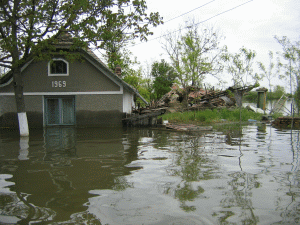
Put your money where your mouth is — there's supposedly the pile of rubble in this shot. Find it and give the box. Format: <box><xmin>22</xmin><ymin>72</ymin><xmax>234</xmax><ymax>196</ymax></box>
<box><xmin>126</xmin><ymin>84</ymin><xmax>258</xmax><ymax>127</ymax></box>
<box><xmin>153</xmin><ymin>84</ymin><xmax>237</xmax><ymax>112</ymax></box>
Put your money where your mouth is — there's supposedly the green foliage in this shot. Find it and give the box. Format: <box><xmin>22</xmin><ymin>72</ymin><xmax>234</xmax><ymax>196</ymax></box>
<box><xmin>226</xmin><ymin>90</ymin><xmax>234</xmax><ymax>98</ymax></box>
<box><xmin>151</xmin><ymin>59</ymin><xmax>176</xmax><ymax>79</ymax></box>
<box><xmin>243</xmin><ymin>91</ymin><xmax>257</xmax><ymax>101</ymax></box>
<box><xmin>98</xmin><ymin>1</ymin><xmax>163</xmax><ymax>72</ymax></box>
<box><xmin>161</xmin><ymin>108</ymin><xmax>263</xmax><ymax>124</ymax></box>
<box><xmin>275</xmin><ymin>36</ymin><xmax>300</xmax><ymax>108</ymax></box>
<box><xmin>268</xmin><ymin>85</ymin><xmax>286</xmax><ymax>99</ymax></box>
<box><xmin>137</xmin><ymin>86</ymin><xmax>151</xmax><ymax>105</ymax></box>
<box><xmin>153</xmin><ymin>77</ymin><xmax>172</xmax><ymax>100</ymax></box>
<box><xmin>254</xmin><ymin>82</ymin><xmax>260</xmax><ymax>88</ymax></box>
<box><xmin>0</xmin><ymin>0</ymin><xmax>163</xmax><ymax>70</ymax></box>
<box><xmin>106</xmin><ymin>49</ymin><xmax>139</xmax><ymax>77</ymax></box>
<box><xmin>163</xmin><ymin>22</ymin><xmax>225</xmax><ymax>88</ymax></box>
<box><xmin>221</xmin><ymin>108</ymin><xmax>261</xmax><ymax>121</ymax></box>
<box><xmin>222</xmin><ymin>47</ymin><xmax>258</xmax><ymax>87</ymax></box>
<box><xmin>123</xmin><ymin>74</ymin><xmax>140</xmax><ymax>88</ymax></box>
<box><xmin>257</xmin><ymin>51</ymin><xmax>276</xmax><ymax>93</ymax></box>
<box><xmin>151</xmin><ymin>59</ymin><xmax>176</xmax><ymax>100</ymax></box>
<box><xmin>271</xmin><ymin>112</ymin><xmax>284</xmax><ymax>119</ymax></box>
<box><xmin>243</xmin><ymin>85</ymin><xmax>286</xmax><ymax>102</ymax></box>
<box><xmin>295</xmin><ymin>85</ymin><xmax>300</xmax><ymax>111</ymax></box>
<box><xmin>123</xmin><ymin>68</ymin><xmax>151</xmax><ymax>105</ymax></box>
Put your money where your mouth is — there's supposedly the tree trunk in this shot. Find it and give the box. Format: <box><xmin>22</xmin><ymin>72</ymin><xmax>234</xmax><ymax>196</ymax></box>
<box><xmin>13</xmin><ymin>67</ymin><xmax>29</xmax><ymax>136</ymax></box>
<box><xmin>11</xmin><ymin>4</ymin><xmax>29</xmax><ymax>136</ymax></box>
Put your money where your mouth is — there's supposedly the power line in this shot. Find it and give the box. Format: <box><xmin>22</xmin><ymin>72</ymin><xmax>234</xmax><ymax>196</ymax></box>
<box><xmin>164</xmin><ymin>0</ymin><xmax>217</xmax><ymax>24</ymax></box>
<box><xmin>95</xmin><ymin>1</ymin><xmax>217</xmax><ymax>58</ymax></box>
<box><xmin>195</xmin><ymin>0</ymin><xmax>254</xmax><ymax>26</ymax></box>
<box><xmin>129</xmin><ymin>0</ymin><xmax>254</xmax><ymax>48</ymax></box>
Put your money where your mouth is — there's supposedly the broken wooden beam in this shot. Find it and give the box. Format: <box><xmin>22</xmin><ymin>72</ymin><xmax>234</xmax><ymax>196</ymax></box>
<box><xmin>123</xmin><ymin>109</ymin><xmax>166</xmax><ymax>127</ymax></box>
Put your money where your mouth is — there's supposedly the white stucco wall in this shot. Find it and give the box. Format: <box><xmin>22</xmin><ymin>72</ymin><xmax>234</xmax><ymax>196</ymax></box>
<box><xmin>123</xmin><ymin>91</ymin><xmax>134</xmax><ymax>114</ymax></box>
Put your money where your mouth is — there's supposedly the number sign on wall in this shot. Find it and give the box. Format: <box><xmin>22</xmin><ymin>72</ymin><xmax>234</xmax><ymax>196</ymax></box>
<box><xmin>52</xmin><ymin>81</ymin><xmax>67</xmax><ymax>88</ymax></box>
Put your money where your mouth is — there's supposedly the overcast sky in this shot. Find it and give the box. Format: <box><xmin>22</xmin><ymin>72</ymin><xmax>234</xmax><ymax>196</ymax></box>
<box><xmin>128</xmin><ymin>0</ymin><xmax>300</xmax><ymax>89</ymax></box>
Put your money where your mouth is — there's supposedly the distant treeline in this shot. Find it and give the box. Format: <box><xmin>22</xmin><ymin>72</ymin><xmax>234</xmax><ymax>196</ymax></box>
<box><xmin>243</xmin><ymin>85</ymin><xmax>290</xmax><ymax>102</ymax></box>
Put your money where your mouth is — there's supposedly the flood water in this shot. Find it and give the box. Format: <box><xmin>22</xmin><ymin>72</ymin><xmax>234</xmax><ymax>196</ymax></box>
<box><xmin>0</xmin><ymin>124</ymin><xmax>299</xmax><ymax>224</ymax></box>
<box><xmin>243</xmin><ymin>99</ymin><xmax>298</xmax><ymax>116</ymax></box>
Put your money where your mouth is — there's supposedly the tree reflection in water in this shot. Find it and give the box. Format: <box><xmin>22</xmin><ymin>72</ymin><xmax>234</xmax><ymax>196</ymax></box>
<box><xmin>212</xmin><ymin>124</ymin><xmax>261</xmax><ymax>224</ymax></box>
<box><xmin>217</xmin><ymin>172</ymin><xmax>260</xmax><ymax>224</ymax></box>
<box><xmin>163</xmin><ymin>132</ymin><xmax>217</xmax><ymax>212</ymax></box>
<box><xmin>161</xmin><ymin>125</ymin><xmax>262</xmax><ymax>223</ymax></box>
<box><xmin>273</xmin><ymin>128</ymin><xmax>300</xmax><ymax>224</ymax></box>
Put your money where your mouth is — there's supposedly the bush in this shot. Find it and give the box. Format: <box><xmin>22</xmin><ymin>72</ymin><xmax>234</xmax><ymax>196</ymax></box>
<box><xmin>269</xmin><ymin>85</ymin><xmax>286</xmax><ymax>99</ymax></box>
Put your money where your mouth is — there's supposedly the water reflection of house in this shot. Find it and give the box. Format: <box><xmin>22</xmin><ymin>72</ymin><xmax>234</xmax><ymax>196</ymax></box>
<box><xmin>43</xmin><ymin>127</ymin><xmax>77</xmax><ymax>163</ymax></box>
<box><xmin>0</xmin><ymin>33</ymin><xmax>146</xmax><ymax>129</ymax></box>
<box><xmin>0</xmin><ymin>128</ymin><xmax>141</xmax><ymax>223</ymax></box>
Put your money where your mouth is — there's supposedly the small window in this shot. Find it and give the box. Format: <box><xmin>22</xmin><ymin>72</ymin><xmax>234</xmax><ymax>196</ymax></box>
<box><xmin>48</xmin><ymin>58</ymin><xmax>69</xmax><ymax>76</ymax></box>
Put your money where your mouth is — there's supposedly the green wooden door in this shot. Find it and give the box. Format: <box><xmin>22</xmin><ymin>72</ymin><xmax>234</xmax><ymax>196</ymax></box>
<box><xmin>45</xmin><ymin>97</ymin><xmax>75</xmax><ymax>126</ymax></box>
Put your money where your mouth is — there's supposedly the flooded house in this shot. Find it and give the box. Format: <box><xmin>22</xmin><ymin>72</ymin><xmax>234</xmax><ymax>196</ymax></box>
<box><xmin>0</xmin><ymin>34</ymin><xmax>146</xmax><ymax>129</ymax></box>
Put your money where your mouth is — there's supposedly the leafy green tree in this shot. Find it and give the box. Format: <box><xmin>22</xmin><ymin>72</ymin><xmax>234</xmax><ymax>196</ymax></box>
<box><xmin>107</xmin><ymin>48</ymin><xmax>139</xmax><ymax>78</ymax></box>
<box><xmin>0</xmin><ymin>0</ymin><xmax>162</xmax><ymax>135</ymax></box>
<box><xmin>257</xmin><ymin>51</ymin><xmax>277</xmax><ymax>93</ymax></box>
<box><xmin>151</xmin><ymin>59</ymin><xmax>176</xmax><ymax>100</ymax></box>
<box><xmin>98</xmin><ymin>0</ymin><xmax>164</xmax><ymax>72</ymax></box>
<box><xmin>275</xmin><ymin>36</ymin><xmax>300</xmax><ymax>111</ymax></box>
<box><xmin>162</xmin><ymin>22</ymin><xmax>225</xmax><ymax>88</ymax></box>
<box><xmin>222</xmin><ymin>47</ymin><xmax>258</xmax><ymax>87</ymax></box>
<box><xmin>123</xmin><ymin>67</ymin><xmax>151</xmax><ymax>106</ymax></box>
<box><xmin>222</xmin><ymin>47</ymin><xmax>258</xmax><ymax>121</ymax></box>
<box><xmin>152</xmin><ymin>77</ymin><xmax>172</xmax><ymax>100</ymax></box>
<box><xmin>270</xmin><ymin>85</ymin><xmax>286</xmax><ymax>99</ymax></box>
<box><xmin>257</xmin><ymin>51</ymin><xmax>278</xmax><ymax>111</ymax></box>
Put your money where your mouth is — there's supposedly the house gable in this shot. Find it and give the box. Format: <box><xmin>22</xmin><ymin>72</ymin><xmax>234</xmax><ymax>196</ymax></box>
<box><xmin>0</xmin><ymin>56</ymin><xmax>122</xmax><ymax>95</ymax></box>
<box><xmin>0</xmin><ymin>45</ymin><xmax>147</xmax><ymax>104</ymax></box>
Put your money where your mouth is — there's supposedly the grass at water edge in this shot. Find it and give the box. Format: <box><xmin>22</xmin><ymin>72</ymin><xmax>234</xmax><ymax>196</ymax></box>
<box><xmin>160</xmin><ymin>108</ymin><xmax>282</xmax><ymax>125</ymax></box>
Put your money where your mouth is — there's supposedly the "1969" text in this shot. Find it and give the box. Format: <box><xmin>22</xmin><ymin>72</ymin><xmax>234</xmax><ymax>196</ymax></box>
<box><xmin>52</xmin><ymin>81</ymin><xmax>66</xmax><ymax>88</ymax></box>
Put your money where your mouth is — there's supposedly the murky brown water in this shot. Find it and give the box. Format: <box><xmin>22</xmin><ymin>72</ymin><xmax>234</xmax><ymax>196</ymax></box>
<box><xmin>0</xmin><ymin>124</ymin><xmax>299</xmax><ymax>224</ymax></box>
